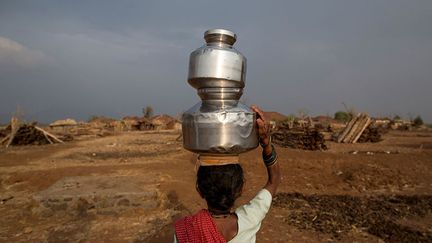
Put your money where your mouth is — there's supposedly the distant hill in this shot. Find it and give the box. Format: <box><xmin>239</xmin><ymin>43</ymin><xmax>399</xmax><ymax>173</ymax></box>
<box><xmin>263</xmin><ymin>111</ymin><xmax>287</xmax><ymax>121</ymax></box>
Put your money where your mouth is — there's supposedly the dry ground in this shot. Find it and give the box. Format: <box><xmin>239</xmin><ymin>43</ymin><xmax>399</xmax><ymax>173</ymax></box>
<box><xmin>0</xmin><ymin>130</ymin><xmax>431</xmax><ymax>242</ymax></box>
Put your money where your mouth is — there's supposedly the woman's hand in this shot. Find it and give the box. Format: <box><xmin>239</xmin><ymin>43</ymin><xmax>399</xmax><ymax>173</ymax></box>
<box><xmin>251</xmin><ymin>105</ymin><xmax>281</xmax><ymax>196</ymax></box>
<box><xmin>251</xmin><ymin>105</ymin><xmax>271</xmax><ymax>153</ymax></box>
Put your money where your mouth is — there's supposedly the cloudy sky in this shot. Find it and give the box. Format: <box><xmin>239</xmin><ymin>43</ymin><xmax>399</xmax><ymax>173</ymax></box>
<box><xmin>0</xmin><ymin>0</ymin><xmax>431</xmax><ymax>123</ymax></box>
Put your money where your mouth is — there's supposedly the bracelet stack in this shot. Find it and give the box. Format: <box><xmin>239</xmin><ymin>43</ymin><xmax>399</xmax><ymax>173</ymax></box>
<box><xmin>262</xmin><ymin>144</ymin><xmax>278</xmax><ymax>167</ymax></box>
<box><xmin>259</xmin><ymin>136</ymin><xmax>272</xmax><ymax>148</ymax></box>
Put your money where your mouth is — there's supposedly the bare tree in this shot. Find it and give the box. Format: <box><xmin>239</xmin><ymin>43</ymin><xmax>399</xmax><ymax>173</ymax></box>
<box><xmin>342</xmin><ymin>102</ymin><xmax>356</xmax><ymax>117</ymax></box>
<box><xmin>297</xmin><ymin>108</ymin><xmax>309</xmax><ymax>119</ymax></box>
<box><xmin>143</xmin><ymin>106</ymin><xmax>154</xmax><ymax>119</ymax></box>
<box><xmin>13</xmin><ymin>105</ymin><xmax>25</xmax><ymax>122</ymax></box>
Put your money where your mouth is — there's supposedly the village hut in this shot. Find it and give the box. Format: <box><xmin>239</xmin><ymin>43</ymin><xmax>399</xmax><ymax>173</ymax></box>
<box><xmin>121</xmin><ymin>116</ymin><xmax>155</xmax><ymax>131</ymax></box>
<box><xmin>88</xmin><ymin>116</ymin><xmax>117</xmax><ymax>131</ymax></box>
<box><xmin>121</xmin><ymin>116</ymin><xmax>140</xmax><ymax>131</ymax></box>
<box><xmin>166</xmin><ymin>119</ymin><xmax>182</xmax><ymax>131</ymax></box>
<box><xmin>390</xmin><ymin>119</ymin><xmax>412</xmax><ymax>130</ymax></box>
<box><xmin>151</xmin><ymin>115</ymin><xmax>177</xmax><ymax>130</ymax></box>
<box><xmin>49</xmin><ymin>118</ymin><xmax>78</xmax><ymax>133</ymax></box>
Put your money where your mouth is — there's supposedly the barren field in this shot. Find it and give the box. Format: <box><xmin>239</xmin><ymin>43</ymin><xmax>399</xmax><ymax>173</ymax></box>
<box><xmin>0</xmin><ymin>130</ymin><xmax>431</xmax><ymax>242</ymax></box>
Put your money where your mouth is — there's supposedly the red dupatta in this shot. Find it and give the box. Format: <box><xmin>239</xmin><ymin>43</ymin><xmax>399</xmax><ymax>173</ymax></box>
<box><xmin>174</xmin><ymin>209</ymin><xmax>227</xmax><ymax>243</ymax></box>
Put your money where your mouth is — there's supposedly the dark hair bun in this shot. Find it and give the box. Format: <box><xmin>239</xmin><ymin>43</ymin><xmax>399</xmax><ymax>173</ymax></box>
<box><xmin>197</xmin><ymin>164</ymin><xmax>244</xmax><ymax>211</ymax></box>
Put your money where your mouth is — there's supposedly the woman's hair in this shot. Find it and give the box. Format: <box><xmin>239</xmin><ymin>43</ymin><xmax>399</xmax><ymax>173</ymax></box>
<box><xmin>197</xmin><ymin>164</ymin><xmax>244</xmax><ymax>212</ymax></box>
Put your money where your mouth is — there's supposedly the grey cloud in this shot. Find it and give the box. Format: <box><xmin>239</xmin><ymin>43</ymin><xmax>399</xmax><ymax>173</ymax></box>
<box><xmin>0</xmin><ymin>0</ymin><xmax>431</xmax><ymax>123</ymax></box>
<box><xmin>0</xmin><ymin>37</ymin><xmax>50</xmax><ymax>71</ymax></box>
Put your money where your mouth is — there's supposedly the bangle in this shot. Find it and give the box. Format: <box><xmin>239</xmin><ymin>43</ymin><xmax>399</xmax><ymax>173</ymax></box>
<box><xmin>262</xmin><ymin>145</ymin><xmax>277</xmax><ymax>167</ymax></box>
<box><xmin>266</xmin><ymin>158</ymin><xmax>278</xmax><ymax>167</ymax></box>
<box><xmin>262</xmin><ymin>145</ymin><xmax>275</xmax><ymax>160</ymax></box>
<box><xmin>260</xmin><ymin>136</ymin><xmax>272</xmax><ymax>148</ymax></box>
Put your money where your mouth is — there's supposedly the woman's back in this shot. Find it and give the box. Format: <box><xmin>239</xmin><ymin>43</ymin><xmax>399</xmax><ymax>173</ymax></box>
<box><xmin>174</xmin><ymin>106</ymin><xmax>281</xmax><ymax>243</ymax></box>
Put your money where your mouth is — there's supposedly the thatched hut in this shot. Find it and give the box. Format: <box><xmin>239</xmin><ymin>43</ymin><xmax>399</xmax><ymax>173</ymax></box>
<box><xmin>121</xmin><ymin>116</ymin><xmax>155</xmax><ymax>131</ymax></box>
<box><xmin>151</xmin><ymin>115</ymin><xmax>177</xmax><ymax>130</ymax></box>
<box><xmin>49</xmin><ymin>119</ymin><xmax>78</xmax><ymax>133</ymax></box>
<box><xmin>166</xmin><ymin>119</ymin><xmax>182</xmax><ymax>131</ymax></box>
<box><xmin>88</xmin><ymin>116</ymin><xmax>117</xmax><ymax>130</ymax></box>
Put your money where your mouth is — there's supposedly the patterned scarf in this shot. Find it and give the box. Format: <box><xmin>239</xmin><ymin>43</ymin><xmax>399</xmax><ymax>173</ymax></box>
<box><xmin>175</xmin><ymin>209</ymin><xmax>227</xmax><ymax>243</ymax></box>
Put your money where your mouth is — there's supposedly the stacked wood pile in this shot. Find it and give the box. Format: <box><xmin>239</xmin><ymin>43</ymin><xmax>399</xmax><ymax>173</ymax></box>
<box><xmin>272</xmin><ymin>123</ymin><xmax>327</xmax><ymax>150</ymax></box>
<box><xmin>0</xmin><ymin>118</ymin><xmax>63</xmax><ymax>147</ymax></box>
<box><xmin>0</xmin><ymin>126</ymin><xmax>10</xmax><ymax>138</ymax></box>
<box><xmin>357</xmin><ymin>125</ymin><xmax>386</xmax><ymax>143</ymax></box>
<box><xmin>7</xmin><ymin>124</ymin><xmax>50</xmax><ymax>146</ymax></box>
<box><xmin>337</xmin><ymin>113</ymin><xmax>372</xmax><ymax>143</ymax></box>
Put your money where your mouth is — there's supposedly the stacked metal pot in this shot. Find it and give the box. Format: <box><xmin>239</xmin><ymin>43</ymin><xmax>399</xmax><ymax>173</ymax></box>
<box><xmin>182</xmin><ymin>29</ymin><xmax>258</xmax><ymax>156</ymax></box>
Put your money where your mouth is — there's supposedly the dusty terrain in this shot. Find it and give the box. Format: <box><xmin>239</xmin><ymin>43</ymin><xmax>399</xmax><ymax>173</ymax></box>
<box><xmin>0</xmin><ymin>130</ymin><xmax>431</xmax><ymax>242</ymax></box>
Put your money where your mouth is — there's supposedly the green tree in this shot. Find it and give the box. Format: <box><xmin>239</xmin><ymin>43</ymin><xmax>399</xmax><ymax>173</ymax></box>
<box><xmin>334</xmin><ymin>111</ymin><xmax>351</xmax><ymax>123</ymax></box>
<box><xmin>393</xmin><ymin>115</ymin><xmax>401</xmax><ymax>120</ymax></box>
<box><xmin>284</xmin><ymin>114</ymin><xmax>296</xmax><ymax>122</ymax></box>
<box><xmin>413</xmin><ymin>115</ymin><xmax>423</xmax><ymax>127</ymax></box>
<box><xmin>143</xmin><ymin>106</ymin><xmax>154</xmax><ymax>119</ymax></box>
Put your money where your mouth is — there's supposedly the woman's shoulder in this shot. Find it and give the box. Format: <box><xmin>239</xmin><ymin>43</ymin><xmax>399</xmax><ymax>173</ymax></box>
<box><xmin>229</xmin><ymin>189</ymin><xmax>273</xmax><ymax>242</ymax></box>
<box><xmin>236</xmin><ymin>188</ymin><xmax>272</xmax><ymax>220</ymax></box>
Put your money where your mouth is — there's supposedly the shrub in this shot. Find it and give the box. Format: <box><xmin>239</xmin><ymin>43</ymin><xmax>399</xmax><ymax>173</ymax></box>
<box><xmin>413</xmin><ymin>115</ymin><xmax>424</xmax><ymax>127</ymax></box>
<box><xmin>334</xmin><ymin>111</ymin><xmax>351</xmax><ymax>123</ymax></box>
<box><xmin>143</xmin><ymin>106</ymin><xmax>154</xmax><ymax>119</ymax></box>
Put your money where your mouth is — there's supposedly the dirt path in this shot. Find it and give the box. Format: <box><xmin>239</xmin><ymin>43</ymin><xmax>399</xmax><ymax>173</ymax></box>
<box><xmin>0</xmin><ymin>130</ymin><xmax>431</xmax><ymax>242</ymax></box>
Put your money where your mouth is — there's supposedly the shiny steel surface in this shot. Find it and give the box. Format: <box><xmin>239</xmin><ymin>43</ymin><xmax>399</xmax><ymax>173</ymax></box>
<box><xmin>182</xmin><ymin>29</ymin><xmax>258</xmax><ymax>155</ymax></box>
<box><xmin>197</xmin><ymin>87</ymin><xmax>243</xmax><ymax>100</ymax></box>
<box><xmin>188</xmin><ymin>78</ymin><xmax>244</xmax><ymax>89</ymax></box>
<box><xmin>204</xmin><ymin>29</ymin><xmax>237</xmax><ymax>46</ymax></box>
<box><xmin>182</xmin><ymin>102</ymin><xmax>258</xmax><ymax>154</ymax></box>
<box><xmin>204</xmin><ymin>29</ymin><xmax>236</xmax><ymax>39</ymax></box>
<box><xmin>188</xmin><ymin>46</ymin><xmax>246</xmax><ymax>88</ymax></box>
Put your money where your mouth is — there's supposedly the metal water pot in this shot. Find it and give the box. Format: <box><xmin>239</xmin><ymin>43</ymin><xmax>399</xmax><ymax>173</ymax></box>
<box><xmin>182</xmin><ymin>29</ymin><xmax>258</xmax><ymax>155</ymax></box>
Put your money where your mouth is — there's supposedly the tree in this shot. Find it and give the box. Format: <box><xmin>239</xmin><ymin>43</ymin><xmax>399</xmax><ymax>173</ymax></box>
<box><xmin>413</xmin><ymin>115</ymin><xmax>424</xmax><ymax>127</ymax></box>
<box><xmin>284</xmin><ymin>114</ymin><xmax>296</xmax><ymax>122</ymax></box>
<box><xmin>143</xmin><ymin>106</ymin><xmax>154</xmax><ymax>119</ymax></box>
<box><xmin>341</xmin><ymin>102</ymin><xmax>356</xmax><ymax>118</ymax></box>
<box><xmin>297</xmin><ymin>108</ymin><xmax>309</xmax><ymax>119</ymax></box>
<box><xmin>393</xmin><ymin>115</ymin><xmax>401</xmax><ymax>120</ymax></box>
<box><xmin>334</xmin><ymin>111</ymin><xmax>351</xmax><ymax>123</ymax></box>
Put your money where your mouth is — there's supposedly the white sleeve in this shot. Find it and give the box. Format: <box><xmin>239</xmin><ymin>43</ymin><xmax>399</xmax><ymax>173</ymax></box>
<box><xmin>236</xmin><ymin>188</ymin><xmax>272</xmax><ymax>224</ymax></box>
<box><xmin>229</xmin><ymin>189</ymin><xmax>272</xmax><ymax>242</ymax></box>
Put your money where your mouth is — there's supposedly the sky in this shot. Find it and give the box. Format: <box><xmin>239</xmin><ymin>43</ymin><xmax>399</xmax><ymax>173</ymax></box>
<box><xmin>0</xmin><ymin>0</ymin><xmax>431</xmax><ymax>123</ymax></box>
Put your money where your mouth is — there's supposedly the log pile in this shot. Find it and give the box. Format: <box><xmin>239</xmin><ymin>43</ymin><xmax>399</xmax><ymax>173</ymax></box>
<box><xmin>272</xmin><ymin>124</ymin><xmax>327</xmax><ymax>150</ymax></box>
<box><xmin>1</xmin><ymin>118</ymin><xmax>64</xmax><ymax>147</ymax></box>
<box><xmin>337</xmin><ymin>113</ymin><xmax>372</xmax><ymax>143</ymax></box>
<box><xmin>357</xmin><ymin>126</ymin><xmax>385</xmax><ymax>143</ymax></box>
<box><xmin>0</xmin><ymin>126</ymin><xmax>11</xmax><ymax>138</ymax></box>
<box><xmin>8</xmin><ymin>124</ymin><xmax>50</xmax><ymax>145</ymax></box>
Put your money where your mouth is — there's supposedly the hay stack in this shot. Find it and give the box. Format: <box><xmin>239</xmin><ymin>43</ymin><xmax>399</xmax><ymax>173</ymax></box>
<box><xmin>1</xmin><ymin>118</ymin><xmax>64</xmax><ymax>147</ymax></box>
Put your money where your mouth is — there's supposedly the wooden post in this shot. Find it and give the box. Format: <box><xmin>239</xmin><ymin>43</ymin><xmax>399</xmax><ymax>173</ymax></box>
<box><xmin>6</xmin><ymin>117</ymin><xmax>19</xmax><ymax>148</ymax></box>
<box><xmin>343</xmin><ymin>114</ymin><xmax>365</xmax><ymax>143</ymax></box>
<box><xmin>0</xmin><ymin>135</ymin><xmax>10</xmax><ymax>145</ymax></box>
<box><xmin>337</xmin><ymin>113</ymin><xmax>359</xmax><ymax>143</ymax></box>
<box><xmin>352</xmin><ymin>117</ymin><xmax>372</xmax><ymax>143</ymax></box>
<box><xmin>34</xmin><ymin>126</ymin><xmax>64</xmax><ymax>144</ymax></box>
